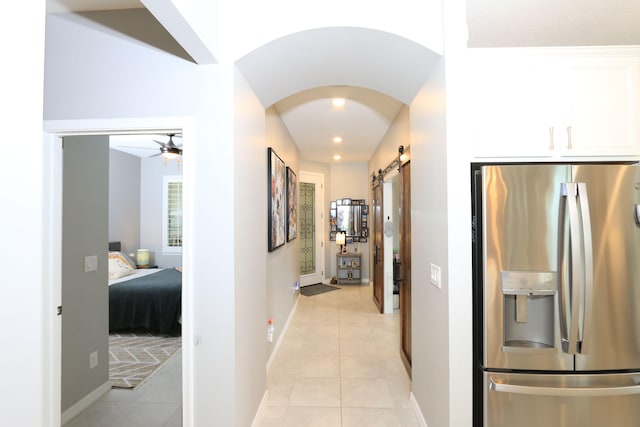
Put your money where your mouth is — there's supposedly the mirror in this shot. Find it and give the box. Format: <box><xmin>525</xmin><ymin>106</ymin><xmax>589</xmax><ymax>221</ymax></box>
<box><xmin>330</xmin><ymin>198</ymin><xmax>368</xmax><ymax>242</ymax></box>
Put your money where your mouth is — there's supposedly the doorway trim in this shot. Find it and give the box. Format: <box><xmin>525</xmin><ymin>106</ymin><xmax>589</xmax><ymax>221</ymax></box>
<box><xmin>43</xmin><ymin>117</ymin><xmax>195</xmax><ymax>427</ymax></box>
<box><xmin>299</xmin><ymin>171</ymin><xmax>325</xmax><ymax>286</ymax></box>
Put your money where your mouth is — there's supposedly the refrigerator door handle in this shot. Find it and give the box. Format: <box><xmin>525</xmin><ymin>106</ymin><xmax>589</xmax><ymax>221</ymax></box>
<box><xmin>490</xmin><ymin>378</ymin><xmax>640</xmax><ymax>397</ymax></box>
<box><xmin>576</xmin><ymin>182</ymin><xmax>593</xmax><ymax>355</ymax></box>
<box><xmin>558</xmin><ymin>184</ymin><xmax>570</xmax><ymax>351</ymax></box>
<box><xmin>560</xmin><ymin>182</ymin><xmax>582</xmax><ymax>355</ymax></box>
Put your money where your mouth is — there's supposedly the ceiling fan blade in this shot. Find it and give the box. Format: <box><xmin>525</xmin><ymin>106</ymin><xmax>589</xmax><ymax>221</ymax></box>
<box><xmin>119</xmin><ymin>145</ymin><xmax>156</xmax><ymax>150</ymax></box>
<box><xmin>153</xmin><ymin>139</ymin><xmax>167</xmax><ymax>147</ymax></box>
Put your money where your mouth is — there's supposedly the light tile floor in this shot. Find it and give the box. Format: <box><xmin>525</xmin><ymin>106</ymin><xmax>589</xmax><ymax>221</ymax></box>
<box><xmin>257</xmin><ymin>283</ymin><xmax>418</xmax><ymax>426</ymax></box>
<box><xmin>64</xmin><ymin>283</ymin><xmax>415</xmax><ymax>427</ymax></box>
<box><xmin>63</xmin><ymin>350</ymin><xmax>182</xmax><ymax>427</ymax></box>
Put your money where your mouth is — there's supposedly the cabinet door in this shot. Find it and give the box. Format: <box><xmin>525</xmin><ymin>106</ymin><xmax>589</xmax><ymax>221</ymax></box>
<box><xmin>556</xmin><ymin>54</ymin><xmax>640</xmax><ymax>157</ymax></box>
<box><xmin>467</xmin><ymin>50</ymin><xmax>559</xmax><ymax>158</ymax></box>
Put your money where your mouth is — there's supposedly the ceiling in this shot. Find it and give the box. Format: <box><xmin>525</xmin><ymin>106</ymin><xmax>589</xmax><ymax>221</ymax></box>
<box><xmin>47</xmin><ymin>0</ymin><xmax>640</xmax><ymax>161</ymax></box>
<box><xmin>466</xmin><ymin>0</ymin><xmax>640</xmax><ymax>48</ymax></box>
<box><xmin>109</xmin><ymin>133</ymin><xmax>182</xmax><ymax>158</ymax></box>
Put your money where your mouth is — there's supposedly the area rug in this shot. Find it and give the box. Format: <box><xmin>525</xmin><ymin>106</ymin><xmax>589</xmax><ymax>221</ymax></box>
<box><xmin>109</xmin><ymin>332</ymin><xmax>181</xmax><ymax>389</ymax></box>
<box><xmin>300</xmin><ymin>283</ymin><xmax>340</xmax><ymax>297</ymax></box>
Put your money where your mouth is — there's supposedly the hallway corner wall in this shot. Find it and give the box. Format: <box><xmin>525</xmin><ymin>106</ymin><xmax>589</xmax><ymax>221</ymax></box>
<box><xmin>264</xmin><ymin>104</ymin><xmax>301</xmax><ymax>356</ymax></box>
<box><xmin>409</xmin><ymin>57</ymin><xmax>452</xmax><ymax>427</ymax></box>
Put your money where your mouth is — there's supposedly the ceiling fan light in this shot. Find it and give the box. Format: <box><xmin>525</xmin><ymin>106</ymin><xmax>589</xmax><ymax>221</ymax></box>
<box><xmin>333</xmin><ymin>136</ymin><xmax>343</xmax><ymax>143</ymax></box>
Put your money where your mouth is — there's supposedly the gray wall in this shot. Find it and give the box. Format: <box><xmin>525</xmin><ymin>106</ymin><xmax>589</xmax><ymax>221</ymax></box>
<box><xmin>108</xmin><ymin>149</ymin><xmax>141</xmax><ymax>256</ymax></box>
<box><xmin>62</xmin><ymin>136</ymin><xmax>109</xmax><ymax>411</ymax></box>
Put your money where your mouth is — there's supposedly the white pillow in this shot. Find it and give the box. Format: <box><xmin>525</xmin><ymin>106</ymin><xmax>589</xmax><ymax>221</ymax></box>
<box><xmin>108</xmin><ymin>251</ymin><xmax>136</xmax><ymax>280</ymax></box>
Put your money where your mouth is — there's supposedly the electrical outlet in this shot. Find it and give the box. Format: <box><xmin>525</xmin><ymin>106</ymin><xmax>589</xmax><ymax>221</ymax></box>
<box><xmin>89</xmin><ymin>351</ymin><xmax>98</xmax><ymax>369</ymax></box>
<box><xmin>430</xmin><ymin>263</ymin><xmax>442</xmax><ymax>288</ymax></box>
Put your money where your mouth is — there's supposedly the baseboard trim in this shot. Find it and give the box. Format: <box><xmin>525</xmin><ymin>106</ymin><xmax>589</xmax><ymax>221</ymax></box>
<box><xmin>410</xmin><ymin>392</ymin><xmax>429</xmax><ymax>427</ymax></box>
<box><xmin>266</xmin><ymin>295</ymin><xmax>299</xmax><ymax>374</ymax></box>
<box><xmin>61</xmin><ymin>380</ymin><xmax>111</xmax><ymax>425</ymax></box>
<box><xmin>254</xmin><ymin>296</ymin><xmax>300</xmax><ymax>426</ymax></box>
<box><xmin>250</xmin><ymin>390</ymin><xmax>269</xmax><ymax>427</ymax></box>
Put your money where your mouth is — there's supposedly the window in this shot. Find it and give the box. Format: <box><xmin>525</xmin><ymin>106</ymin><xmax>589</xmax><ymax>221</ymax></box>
<box><xmin>163</xmin><ymin>175</ymin><xmax>182</xmax><ymax>253</ymax></box>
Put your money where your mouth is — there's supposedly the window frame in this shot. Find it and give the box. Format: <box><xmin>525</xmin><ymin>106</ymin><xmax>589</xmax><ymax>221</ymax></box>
<box><xmin>162</xmin><ymin>175</ymin><xmax>183</xmax><ymax>254</ymax></box>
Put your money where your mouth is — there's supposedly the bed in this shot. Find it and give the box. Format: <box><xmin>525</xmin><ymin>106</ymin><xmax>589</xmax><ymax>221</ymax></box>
<box><xmin>108</xmin><ymin>242</ymin><xmax>182</xmax><ymax>336</ymax></box>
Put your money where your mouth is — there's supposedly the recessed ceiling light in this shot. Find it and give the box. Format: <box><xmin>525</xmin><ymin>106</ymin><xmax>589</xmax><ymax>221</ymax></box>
<box><xmin>333</xmin><ymin>154</ymin><xmax>342</xmax><ymax>161</ymax></box>
<box><xmin>333</xmin><ymin>136</ymin><xmax>343</xmax><ymax>143</ymax></box>
<box><xmin>331</xmin><ymin>98</ymin><xmax>346</xmax><ymax>108</ymax></box>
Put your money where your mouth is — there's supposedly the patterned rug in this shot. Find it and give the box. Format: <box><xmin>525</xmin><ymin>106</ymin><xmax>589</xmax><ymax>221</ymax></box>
<box><xmin>109</xmin><ymin>332</ymin><xmax>181</xmax><ymax>389</ymax></box>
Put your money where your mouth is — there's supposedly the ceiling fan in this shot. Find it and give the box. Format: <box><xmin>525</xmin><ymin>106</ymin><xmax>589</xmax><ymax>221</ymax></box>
<box><xmin>152</xmin><ymin>133</ymin><xmax>182</xmax><ymax>158</ymax></box>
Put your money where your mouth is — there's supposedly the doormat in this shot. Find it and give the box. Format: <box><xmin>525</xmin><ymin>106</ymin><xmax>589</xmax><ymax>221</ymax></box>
<box><xmin>300</xmin><ymin>283</ymin><xmax>340</xmax><ymax>297</ymax></box>
<box><xmin>109</xmin><ymin>332</ymin><xmax>181</xmax><ymax>389</ymax></box>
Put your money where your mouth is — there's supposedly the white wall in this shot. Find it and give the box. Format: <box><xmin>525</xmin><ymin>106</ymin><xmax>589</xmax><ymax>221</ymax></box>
<box><xmin>328</xmin><ymin>163</ymin><xmax>371</xmax><ymax>281</ymax></box>
<box><xmin>410</xmin><ymin>58</ymin><xmax>452</xmax><ymax>427</ymax></box>
<box><xmin>1</xmin><ymin>2</ymin><xmax>47</xmax><ymax>425</ymax></box>
<box><xmin>369</xmin><ymin>106</ymin><xmax>410</xmax><ymax>173</ymax></box>
<box><xmin>264</xmin><ymin>106</ymin><xmax>300</xmax><ymax>358</ymax></box>
<box><xmin>140</xmin><ymin>156</ymin><xmax>183</xmax><ymax>268</ymax></box>
<box><xmin>109</xmin><ymin>149</ymin><xmax>141</xmax><ymax>256</ymax></box>
<box><xmin>232</xmin><ymin>70</ymin><xmax>271</xmax><ymax>427</ymax></box>
<box><xmin>218</xmin><ymin>0</ymin><xmax>443</xmax><ymax>61</ymax></box>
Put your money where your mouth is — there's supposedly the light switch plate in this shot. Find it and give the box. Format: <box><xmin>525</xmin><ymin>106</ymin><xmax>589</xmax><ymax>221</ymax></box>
<box><xmin>84</xmin><ymin>255</ymin><xmax>98</xmax><ymax>272</ymax></box>
<box><xmin>430</xmin><ymin>263</ymin><xmax>441</xmax><ymax>288</ymax></box>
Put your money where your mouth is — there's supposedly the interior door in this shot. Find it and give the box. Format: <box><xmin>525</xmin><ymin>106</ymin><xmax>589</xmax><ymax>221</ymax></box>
<box><xmin>372</xmin><ymin>177</ymin><xmax>384</xmax><ymax>312</ymax></box>
<box><xmin>399</xmin><ymin>161</ymin><xmax>412</xmax><ymax>372</ymax></box>
<box><xmin>299</xmin><ymin>172</ymin><xmax>325</xmax><ymax>286</ymax></box>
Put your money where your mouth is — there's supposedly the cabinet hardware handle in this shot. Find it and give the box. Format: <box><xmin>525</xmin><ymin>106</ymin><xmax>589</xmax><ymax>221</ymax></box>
<box><xmin>549</xmin><ymin>127</ymin><xmax>554</xmax><ymax>150</ymax></box>
<box><xmin>566</xmin><ymin>126</ymin><xmax>572</xmax><ymax>149</ymax></box>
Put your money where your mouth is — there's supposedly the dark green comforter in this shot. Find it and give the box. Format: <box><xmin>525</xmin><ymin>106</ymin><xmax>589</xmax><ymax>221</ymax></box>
<box><xmin>109</xmin><ymin>268</ymin><xmax>181</xmax><ymax>336</ymax></box>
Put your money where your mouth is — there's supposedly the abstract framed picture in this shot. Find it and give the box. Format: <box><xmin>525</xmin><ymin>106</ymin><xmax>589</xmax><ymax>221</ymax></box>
<box><xmin>286</xmin><ymin>166</ymin><xmax>298</xmax><ymax>241</ymax></box>
<box><xmin>268</xmin><ymin>147</ymin><xmax>286</xmax><ymax>252</ymax></box>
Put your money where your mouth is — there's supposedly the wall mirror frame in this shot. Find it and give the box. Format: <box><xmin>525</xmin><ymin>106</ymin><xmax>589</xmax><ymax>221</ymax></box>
<box><xmin>329</xmin><ymin>198</ymin><xmax>368</xmax><ymax>242</ymax></box>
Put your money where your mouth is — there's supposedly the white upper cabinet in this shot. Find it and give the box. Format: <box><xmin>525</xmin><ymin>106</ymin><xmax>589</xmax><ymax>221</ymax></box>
<box><xmin>467</xmin><ymin>48</ymin><xmax>640</xmax><ymax>159</ymax></box>
<box><xmin>556</xmin><ymin>52</ymin><xmax>640</xmax><ymax>156</ymax></box>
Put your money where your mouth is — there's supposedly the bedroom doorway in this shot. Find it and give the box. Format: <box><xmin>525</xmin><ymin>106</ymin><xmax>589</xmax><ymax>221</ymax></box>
<box><xmin>44</xmin><ymin>118</ymin><xmax>192</xmax><ymax>427</ymax></box>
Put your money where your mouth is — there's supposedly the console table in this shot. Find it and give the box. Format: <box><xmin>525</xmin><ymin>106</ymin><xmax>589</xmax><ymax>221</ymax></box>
<box><xmin>336</xmin><ymin>253</ymin><xmax>362</xmax><ymax>284</ymax></box>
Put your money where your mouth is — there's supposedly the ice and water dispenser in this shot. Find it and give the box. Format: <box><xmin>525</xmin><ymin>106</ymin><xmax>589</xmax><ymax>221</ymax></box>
<box><xmin>501</xmin><ymin>271</ymin><xmax>557</xmax><ymax>350</ymax></box>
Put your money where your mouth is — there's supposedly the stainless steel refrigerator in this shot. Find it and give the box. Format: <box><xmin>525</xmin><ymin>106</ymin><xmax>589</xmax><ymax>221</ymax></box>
<box><xmin>472</xmin><ymin>163</ymin><xmax>640</xmax><ymax>427</ymax></box>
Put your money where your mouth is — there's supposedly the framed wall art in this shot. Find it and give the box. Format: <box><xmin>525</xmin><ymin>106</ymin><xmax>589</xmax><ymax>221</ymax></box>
<box><xmin>286</xmin><ymin>166</ymin><xmax>298</xmax><ymax>241</ymax></box>
<box><xmin>268</xmin><ymin>147</ymin><xmax>286</xmax><ymax>252</ymax></box>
